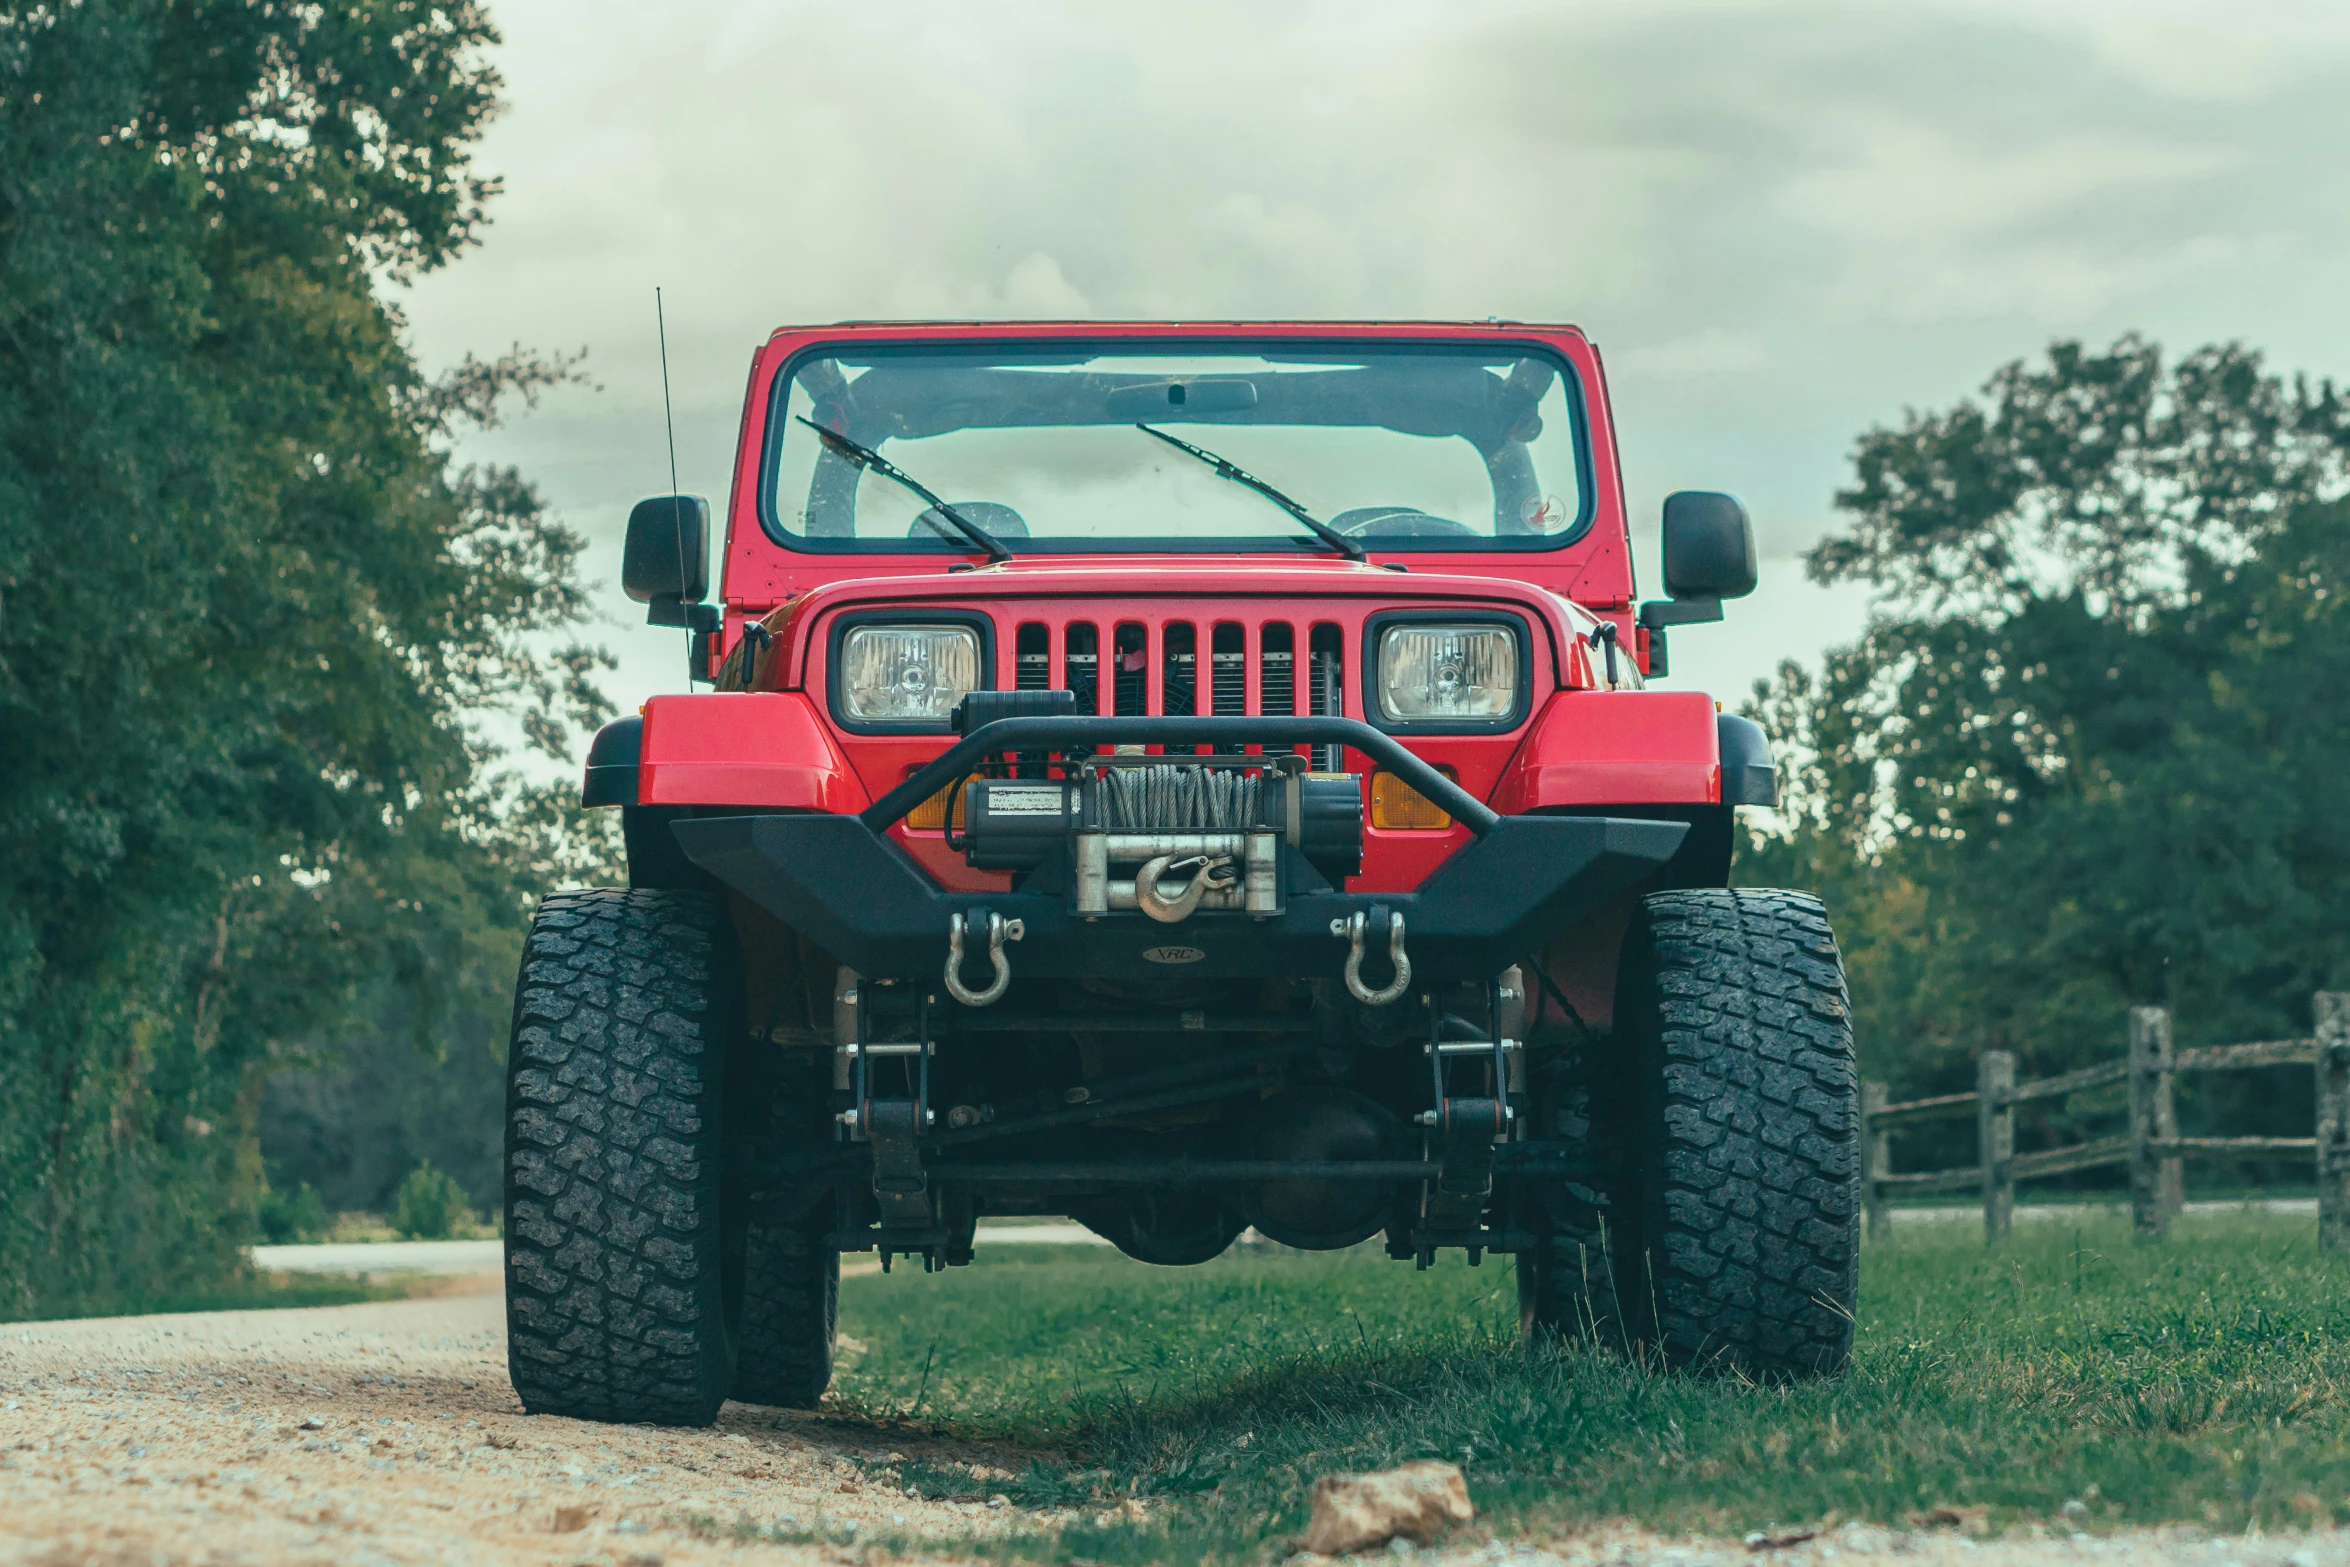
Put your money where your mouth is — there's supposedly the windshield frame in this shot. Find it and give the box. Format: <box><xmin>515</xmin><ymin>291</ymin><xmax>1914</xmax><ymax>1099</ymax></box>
<box><xmin>752</xmin><ymin>336</ymin><xmax>1597</xmax><ymax>556</ymax></box>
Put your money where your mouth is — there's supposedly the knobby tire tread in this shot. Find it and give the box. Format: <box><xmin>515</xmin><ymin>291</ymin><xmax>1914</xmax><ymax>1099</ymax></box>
<box><xmin>503</xmin><ymin>888</ymin><xmax>742</xmax><ymax>1426</ymax></box>
<box><xmin>730</xmin><ymin>1222</ymin><xmax>839</xmax><ymax>1408</ymax></box>
<box><xmin>1526</xmin><ymin>888</ymin><xmax>1857</xmax><ymax>1381</ymax></box>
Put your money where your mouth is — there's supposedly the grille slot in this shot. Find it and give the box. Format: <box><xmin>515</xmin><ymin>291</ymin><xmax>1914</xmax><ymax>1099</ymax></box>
<box><xmin>1064</xmin><ymin>622</ymin><xmax>1100</xmax><ymax>713</ymax></box>
<box><xmin>1015</xmin><ymin>622</ymin><xmax>1050</xmax><ymax>690</ymax></box>
<box><xmin>1259</xmin><ymin>622</ymin><xmax>1295</xmax><ymax>717</ymax></box>
<box><xmin>1113</xmin><ymin>623</ymin><xmax>1148</xmax><ymax>716</ymax></box>
<box><xmin>1307</xmin><ymin>623</ymin><xmax>1345</xmax><ymax>768</ymax></box>
<box><xmin>1163</xmin><ymin>621</ymin><xmax>1198</xmax><ymax>717</ymax></box>
<box><xmin>1210</xmin><ymin>623</ymin><xmax>1246</xmax><ymax>715</ymax></box>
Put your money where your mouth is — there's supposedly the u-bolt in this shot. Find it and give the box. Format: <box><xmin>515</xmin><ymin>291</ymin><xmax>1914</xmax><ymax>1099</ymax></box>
<box><xmin>1134</xmin><ymin>853</ymin><xmax>1235</xmax><ymax>924</ymax></box>
<box><xmin>1332</xmin><ymin>908</ymin><xmax>1412</xmax><ymax>1006</ymax></box>
<box><xmin>944</xmin><ymin>908</ymin><xmax>1025</xmax><ymax>1007</ymax></box>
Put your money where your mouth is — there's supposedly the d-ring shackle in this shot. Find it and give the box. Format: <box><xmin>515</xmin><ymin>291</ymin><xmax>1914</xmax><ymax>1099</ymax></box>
<box><xmin>944</xmin><ymin>907</ymin><xmax>1025</xmax><ymax>1008</ymax></box>
<box><xmin>1331</xmin><ymin>907</ymin><xmax>1412</xmax><ymax>1007</ymax></box>
<box><xmin>1134</xmin><ymin>853</ymin><xmax>1236</xmax><ymax>924</ymax></box>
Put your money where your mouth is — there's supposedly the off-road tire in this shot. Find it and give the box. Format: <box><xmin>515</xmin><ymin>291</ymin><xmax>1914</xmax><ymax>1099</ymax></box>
<box><xmin>728</xmin><ymin>1046</ymin><xmax>840</xmax><ymax>1409</ymax></box>
<box><xmin>730</xmin><ymin>1219</ymin><xmax>839</xmax><ymax>1407</ymax></box>
<box><xmin>1522</xmin><ymin>888</ymin><xmax>1857</xmax><ymax>1380</ymax></box>
<box><xmin>504</xmin><ymin>887</ymin><xmax>746</xmax><ymax>1425</ymax></box>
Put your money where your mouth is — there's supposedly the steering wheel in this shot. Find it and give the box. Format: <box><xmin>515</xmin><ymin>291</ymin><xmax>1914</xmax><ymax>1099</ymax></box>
<box><xmin>1328</xmin><ymin>505</ymin><xmax>1480</xmax><ymax>539</ymax></box>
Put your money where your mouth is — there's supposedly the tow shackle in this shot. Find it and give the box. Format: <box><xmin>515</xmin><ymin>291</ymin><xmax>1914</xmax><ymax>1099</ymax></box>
<box><xmin>1331</xmin><ymin>904</ymin><xmax>1411</xmax><ymax>1007</ymax></box>
<box><xmin>944</xmin><ymin>906</ymin><xmax>1025</xmax><ymax>1008</ymax></box>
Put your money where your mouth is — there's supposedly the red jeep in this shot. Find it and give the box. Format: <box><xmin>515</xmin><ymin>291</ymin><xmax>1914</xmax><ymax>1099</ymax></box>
<box><xmin>505</xmin><ymin>320</ymin><xmax>1857</xmax><ymax>1427</ymax></box>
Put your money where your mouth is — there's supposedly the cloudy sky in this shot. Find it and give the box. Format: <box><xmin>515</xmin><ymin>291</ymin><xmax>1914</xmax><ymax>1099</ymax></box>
<box><xmin>398</xmin><ymin>0</ymin><xmax>2350</xmax><ymax>745</ymax></box>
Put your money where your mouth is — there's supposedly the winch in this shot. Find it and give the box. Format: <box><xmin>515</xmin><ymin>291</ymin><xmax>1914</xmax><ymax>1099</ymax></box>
<box><xmin>959</xmin><ymin>756</ymin><xmax>1363</xmax><ymax>920</ymax></box>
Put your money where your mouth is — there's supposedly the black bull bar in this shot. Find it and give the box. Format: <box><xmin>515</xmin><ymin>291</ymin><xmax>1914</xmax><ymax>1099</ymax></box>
<box><xmin>670</xmin><ymin>716</ymin><xmax>1686</xmax><ymax>984</ymax></box>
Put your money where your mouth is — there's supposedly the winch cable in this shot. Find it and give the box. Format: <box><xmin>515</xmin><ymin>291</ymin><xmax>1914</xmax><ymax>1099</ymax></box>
<box><xmin>1097</xmin><ymin>765</ymin><xmax>1264</xmax><ymax>831</ymax></box>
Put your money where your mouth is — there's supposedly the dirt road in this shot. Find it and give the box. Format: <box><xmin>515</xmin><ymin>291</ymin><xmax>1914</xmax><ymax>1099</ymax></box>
<box><xmin>5</xmin><ymin>1279</ymin><xmax>2347</xmax><ymax>1567</ymax></box>
<box><xmin>0</xmin><ymin>1272</ymin><xmax>1029</xmax><ymax>1567</ymax></box>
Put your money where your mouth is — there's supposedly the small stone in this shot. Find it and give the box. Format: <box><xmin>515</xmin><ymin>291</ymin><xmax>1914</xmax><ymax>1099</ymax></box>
<box><xmin>552</xmin><ymin>1505</ymin><xmax>592</xmax><ymax>1533</ymax></box>
<box><xmin>1303</xmin><ymin>1461</ymin><xmax>1475</xmax><ymax>1557</ymax></box>
<box><xmin>2061</xmin><ymin>1500</ymin><xmax>2089</xmax><ymax>1523</ymax></box>
<box><xmin>988</xmin><ymin>1495</ymin><xmax>1010</xmax><ymax>1508</ymax></box>
<box><xmin>296</xmin><ymin>1416</ymin><xmax>325</xmax><ymax>1432</ymax></box>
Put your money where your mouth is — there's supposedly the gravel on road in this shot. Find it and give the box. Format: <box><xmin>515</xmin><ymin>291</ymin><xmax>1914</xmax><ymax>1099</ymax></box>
<box><xmin>0</xmin><ymin>1274</ymin><xmax>1032</xmax><ymax>1566</ymax></box>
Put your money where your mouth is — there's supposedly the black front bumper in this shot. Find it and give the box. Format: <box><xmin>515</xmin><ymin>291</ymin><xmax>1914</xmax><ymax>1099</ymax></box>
<box><xmin>673</xmin><ymin>810</ymin><xmax>1683</xmax><ymax>985</ymax></box>
<box><xmin>671</xmin><ymin>713</ymin><xmax>1685</xmax><ymax>984</ymax></box>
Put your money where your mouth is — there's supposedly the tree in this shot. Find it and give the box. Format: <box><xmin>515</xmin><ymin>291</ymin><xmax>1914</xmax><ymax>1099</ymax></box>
<box><xmin>1744</xmin><ymin>337</ymin><xmax>2350</xmax><ymax>1121</ymax></box>
<box><xmin>0</xmin><ymin>1</ymin><xmax>611</xmax><ymax>1312</ymax></box>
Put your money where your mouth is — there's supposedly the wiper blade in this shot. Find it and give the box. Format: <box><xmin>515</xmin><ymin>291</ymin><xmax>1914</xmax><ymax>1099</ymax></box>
<box><xmin>1135</xmin><ymin>423</ymin><xmax>1365</xmax><ymax>561</ymax></box>
<box><xmin>796</xmin><ymin>416</ymin><xmax>1012</xmax><ymax>564</ymax></box>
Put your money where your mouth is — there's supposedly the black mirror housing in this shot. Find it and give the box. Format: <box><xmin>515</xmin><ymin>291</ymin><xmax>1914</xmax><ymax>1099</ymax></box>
<box><xmin>1660</xmin><ymin>491</ymin><xmax>1757</xmax><ymax>601</ymax></box>
<box><xmin>623</xmin><ymin>494</ymin><xmax>711</xmax><ymax>607</ymax></box>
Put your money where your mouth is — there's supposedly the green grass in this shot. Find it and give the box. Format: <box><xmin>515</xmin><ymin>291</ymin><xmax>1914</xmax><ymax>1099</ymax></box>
<box><xmin>2</xmin><ymin>1268</ymin><xmax>417</xmax><ymax>1324</ymax></box>
<box><xmin>817</xmin><ymin>1220</ymin><xmax>2350</xmax><ymax>1561</ymax></box>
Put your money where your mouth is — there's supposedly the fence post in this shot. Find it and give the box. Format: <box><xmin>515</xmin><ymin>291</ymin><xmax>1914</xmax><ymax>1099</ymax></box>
<box><xmin>1979</xmin><ymin>1051</ymin><xmax>2014</xmax><ymax>1243</ymax></box>
<box><xmin>2318</xmin><ymin>992</ymin><xmax>2350</xmax><ymax>1254</ymax></box>
<box><xmin>2129</xmin><ymin>1007</ymin><xmax>2175</xmax><ymax>1242</ymax></box>
<box><xmin>1861</xmin><ymin>1081</ymin><xmax>1891</xmax><ymax>1241</ymax></box>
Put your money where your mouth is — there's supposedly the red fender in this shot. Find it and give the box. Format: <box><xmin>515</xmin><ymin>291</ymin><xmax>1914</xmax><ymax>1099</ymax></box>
<box><xmin>638</xmin><ymin>693</ymin><xmax>870</xmax><ymax>812</ymax></box>
<box><xmin>1490</xmin><ymin>690</ymin><xmax>1721</xmax><ymax>812</ymax></box>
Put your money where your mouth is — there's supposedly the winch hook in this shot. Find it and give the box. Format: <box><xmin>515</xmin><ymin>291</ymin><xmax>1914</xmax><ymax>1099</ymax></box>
<box><xmin>1134</xmin><ymin>853</ymin><xmax>1236</xmax><ymax>924</ymax></box>
<box><xmin>1331</xmin><ymin>906</ymin><xmax>1412</xmax><ymax>1006</ymax></box>
<box><xmin>944</xmin><ymin>906</ymin><xmax>1025</xmax><ymax>1007</ymax></box>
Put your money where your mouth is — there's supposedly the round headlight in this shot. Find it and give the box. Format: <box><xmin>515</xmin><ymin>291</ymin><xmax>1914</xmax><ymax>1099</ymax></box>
<box><xmin>839</xmin><ymin>624</ymin><xmax>981</xmax><ymax>723</ymax></box>
<box><xmin>1377</xmin><ymin>624</ymin><xmax>1517</xmax><ymax>722</ymax></box>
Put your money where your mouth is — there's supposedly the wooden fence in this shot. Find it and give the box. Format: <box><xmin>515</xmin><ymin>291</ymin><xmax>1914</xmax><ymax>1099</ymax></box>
<box><xmin>1860</xmin><ymin>992</ymin><xmax>2350</xmax><ymax>1245</ymax></box>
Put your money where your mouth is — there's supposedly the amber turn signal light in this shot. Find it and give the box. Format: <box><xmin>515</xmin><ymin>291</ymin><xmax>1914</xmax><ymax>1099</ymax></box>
<box><xmin>904</xmin><ymin>772</ymin><xmax>975</xmax><ymax>832</ymax></box>
<box><xmin>1369</xmin><ymin>767</ymin><xmax>1458</xmax><ymax>831</ymax></box>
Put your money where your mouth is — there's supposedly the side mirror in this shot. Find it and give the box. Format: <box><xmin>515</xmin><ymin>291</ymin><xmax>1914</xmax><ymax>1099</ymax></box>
<box><xmin>1637</xmin><ymin>492</ymin><xmax>1757</xmax><ymax>678</ymax></box>
<box><xmin>623</xmin><ymin>494</ymin><xmax>713</xmax><ymax>628</ymax></box>
<box><xmin>1660</xmin><ymin>491</ymin><xmax>1757</xmax><ymax>600</ymax></box>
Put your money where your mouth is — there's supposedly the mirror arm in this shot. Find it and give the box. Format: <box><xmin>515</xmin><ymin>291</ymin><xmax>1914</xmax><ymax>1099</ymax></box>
<box><xmin>1638</xmin><ymin>597</ymin><xmax>1723</xmax><ymax>630</ymax></box>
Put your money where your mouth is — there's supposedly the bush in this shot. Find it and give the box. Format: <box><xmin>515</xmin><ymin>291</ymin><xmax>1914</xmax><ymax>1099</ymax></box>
<box><xmin>255</xmin><ymin>1181</ymin><xmax>332</xmax><ymax>1244</ymax></box>
<box><xmin>391</xmin><ymin>1163</ymin><xmax>477</xmax><ymax>1240</ymax></box>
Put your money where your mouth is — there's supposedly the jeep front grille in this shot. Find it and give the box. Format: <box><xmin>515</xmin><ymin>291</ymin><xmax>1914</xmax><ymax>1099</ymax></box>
<box><xmin>1008</xmin><ymin>613</ymin><xmax>1344</xmax><ymax>761</ymax></box>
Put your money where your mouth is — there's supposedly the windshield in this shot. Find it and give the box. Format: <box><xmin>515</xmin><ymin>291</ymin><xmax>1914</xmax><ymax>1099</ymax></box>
<box><xmin>760</xmin><ymin>344</ymin><xmax>1590</xmax><ymax>554</ymax></box>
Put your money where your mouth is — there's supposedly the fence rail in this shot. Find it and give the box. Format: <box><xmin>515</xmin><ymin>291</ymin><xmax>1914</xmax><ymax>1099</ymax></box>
<box><xmin>1860</xmin><ymin>991</ymin><xmax>2350</xmax><ymax>1246</ymax></box>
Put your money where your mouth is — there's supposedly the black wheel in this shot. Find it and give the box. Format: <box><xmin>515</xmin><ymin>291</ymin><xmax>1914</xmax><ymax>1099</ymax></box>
<box><xmin>729</xmin><ymin>1051</ymin><xmax>840</xmax><ymax>1409</ymax></box>
<box><xmin>504</xmin><ymin>888</ymin><xmax>746</xmax><ymax>1425</ymax></box>
<box><xmin>1522</xmin><ymin>888</ymin><xmax>1858</xmax><ymax>1380</ymax></box>
<box><xmin>1516</xmin><ymin>1057</ymin><xmax>1637</xmax><ymax>1351</ymax></box>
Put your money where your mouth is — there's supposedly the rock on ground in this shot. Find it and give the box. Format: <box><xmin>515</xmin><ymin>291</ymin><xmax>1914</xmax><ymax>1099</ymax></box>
<box><xmin>1305</xmin><ymin>1460</ymin><xmax>1477</xmax><ymax>1555</ymax></box>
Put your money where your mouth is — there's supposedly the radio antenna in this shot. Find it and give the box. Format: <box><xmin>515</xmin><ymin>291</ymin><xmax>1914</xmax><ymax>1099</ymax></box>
<box><xmin>655</xmin><ymin>287</ymin><xmax>687</xmax><ymax>594</ymax></box>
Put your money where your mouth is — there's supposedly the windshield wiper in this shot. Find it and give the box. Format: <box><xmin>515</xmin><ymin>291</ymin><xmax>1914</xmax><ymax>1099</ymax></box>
<box><xmin>796</xmin><ymin>416</ymin><xmax>1013</xmax><ymax>564</ymax></box>
<box><xmin>1135</xmin><ymin>423</ymin><xmax>1366</xmax><ymax>562</ymax></box>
